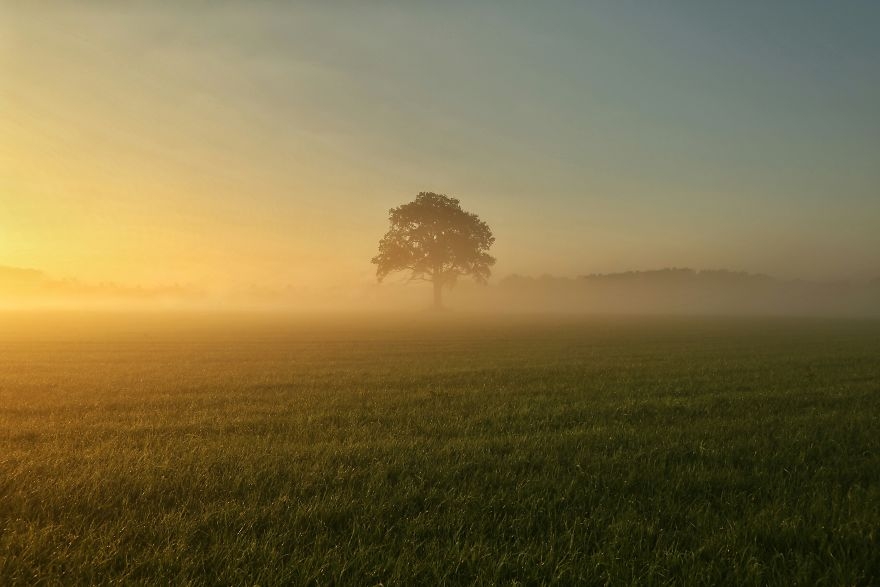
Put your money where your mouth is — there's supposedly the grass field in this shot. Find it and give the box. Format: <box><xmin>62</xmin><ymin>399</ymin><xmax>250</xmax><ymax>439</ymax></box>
<box><xmin>1</xmin><ymin>313</ymin><xmax>878</xmax><ymax>585</ymax></box>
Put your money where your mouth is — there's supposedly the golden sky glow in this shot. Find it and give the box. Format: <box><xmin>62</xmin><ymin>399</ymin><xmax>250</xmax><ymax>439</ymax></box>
<box><xmin>2</xmin><ymin>2</ymin><xmax>879</xmax><ymax>299</ymax></box>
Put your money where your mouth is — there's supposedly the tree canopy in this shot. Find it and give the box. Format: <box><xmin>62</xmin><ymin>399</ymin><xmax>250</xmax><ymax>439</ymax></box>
<box><xmin>371</xmin><ymin>192</ymin><xmax>495</xmax><ymax>308</ymax></box>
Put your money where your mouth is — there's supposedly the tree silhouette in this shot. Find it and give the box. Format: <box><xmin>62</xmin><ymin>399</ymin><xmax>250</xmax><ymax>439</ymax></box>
<box><xmin>372</xmin><ymin>192</ymin><xmax>495</xmax><ymax>309</ymax></box>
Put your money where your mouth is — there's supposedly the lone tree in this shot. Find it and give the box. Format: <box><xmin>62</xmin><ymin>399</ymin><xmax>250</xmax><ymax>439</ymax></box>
<box><xmin>372</xmin><ymin>192</ymin><xmax>495</xmax><ymax>309</ymax></box>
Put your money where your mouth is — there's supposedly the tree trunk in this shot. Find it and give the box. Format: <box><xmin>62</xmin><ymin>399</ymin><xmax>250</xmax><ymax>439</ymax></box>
<box><xmin>432</xmin><ymin>275</ymin><xmax>443</xmax><ymax>310</ymax></box>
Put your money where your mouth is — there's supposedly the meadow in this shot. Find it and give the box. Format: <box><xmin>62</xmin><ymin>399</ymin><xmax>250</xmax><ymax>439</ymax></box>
<box><xmin>1</xmin><ymin>312</ymin><xmax>878</xmax><ymax>585</ymax></box>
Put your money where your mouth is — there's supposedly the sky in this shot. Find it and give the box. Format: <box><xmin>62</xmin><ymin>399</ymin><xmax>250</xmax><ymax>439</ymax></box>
<box><xmin>2</xmin><ymin>1</ymin><xmax>879</xmax><ymax>294</ymax></box>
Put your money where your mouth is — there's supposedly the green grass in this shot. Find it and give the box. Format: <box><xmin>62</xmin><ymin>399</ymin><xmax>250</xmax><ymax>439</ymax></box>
<box><xmin>1</xmin><ymin>313</ymin><xmax>878</xmax><ymax>585</ymax></box>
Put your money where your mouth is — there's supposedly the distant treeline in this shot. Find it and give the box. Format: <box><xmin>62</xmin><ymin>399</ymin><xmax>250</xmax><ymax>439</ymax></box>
<box><xmin>0</xmin><ymin>265</ymin><xmax>201</xmax><ymax>303</ymax></box>
<box><xmin>3</xmin><ymin>264</ymin><xmax>879</xmax><ymax>316</ymax></box>
<box><xmin>467</xmin><ymin>269</ymin><xmax>880</xmax><ymax>316</ymax></box>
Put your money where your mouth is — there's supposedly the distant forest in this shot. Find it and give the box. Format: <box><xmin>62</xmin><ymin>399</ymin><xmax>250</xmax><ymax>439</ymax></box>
<box><xmin>2</xmin><ymin>265</ymin><xmax>879</xmax><ymax>316</ymax></box>
<box><xmin>479</xmin><ymin>269</ymin><xmax>880</xmax><ymax>316</ymax></box>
